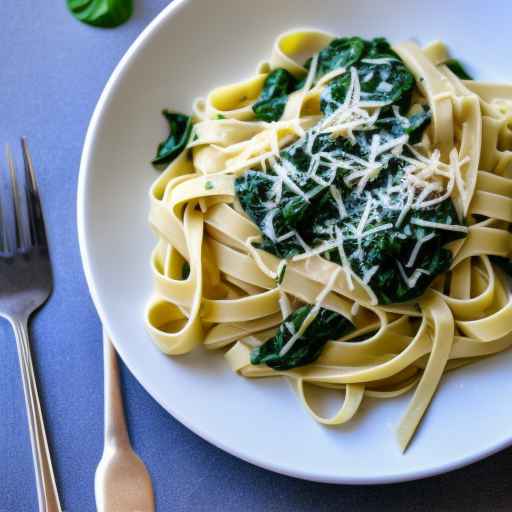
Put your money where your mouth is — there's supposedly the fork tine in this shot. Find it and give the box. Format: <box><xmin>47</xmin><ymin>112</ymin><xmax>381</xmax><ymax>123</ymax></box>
<box><xmin>21</xmin><ymin>137</ymin><xmax>47</xmax><ymax>248</ymax></box>
<box><xmin>5</xmin><ymin>144</ymin><xmax>28</xmax><ymax>251</ymax></box>
<box><xmin>0</xmin><ymin>162</ymin><xmax>10</xmax><ymax>255</ymax></box>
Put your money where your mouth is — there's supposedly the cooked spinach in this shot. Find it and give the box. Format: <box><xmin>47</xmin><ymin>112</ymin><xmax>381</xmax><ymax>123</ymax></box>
<box><xmin>254</xmin><ymin>37</ymin><xmax>414</xmax><ymax>121</ymax></box>
<box><xmin>238</xmin><ymin>35</ymin><xmax>467</xmax><ymax>370</ymax></box>
<box><xmin>310</xmin><ymin>37</ymin><xmax>366</xmax><ymax>80</ymax></box>
<box><xmin>251</xmin><ymin>305</ymin><xmax>354</xmax><ymax>370</ymax></box>
<box><xmin>321</xmin><ymin>57</ymin><xmax>414</xmax><ymax>116</ymax></box>
<box><xmin>67</xmin><ymin>0</ymin><xmax>133</xmax><ymax>28</ymax></box>
<box><xmin>445</xmin><ymin>59</ymin><xmax>473</xmax><ymax>80</ymax></box>
<box><xmin>319</xmin><ymin>37</ymin><xmax>414</xmax><ymax>115</ymax></box>
<box><xmin>376</xmin><ymin>106</ymin><xmax>432</xmax><ymax>144</ymax></box>
<box><xmin>181</xmin><ymin>261</ymin><xmax>190</xmax><ymax>280</ymax></box>
<box><xmin>152</xmin><ymin>111</ymin><xmax>192</xmax><ymax>166</ymax></box>
<box><xmin>491</xmin><ymin>256</ymin><xmax>512</xmax><ymax>277</ymax></box>
<box><xmin>236</xmin><ymin>94</ymin><xmax>465</xmax><ymax>304</ymax></box>
<box><xmin>252</xmin><ymin>68</ymin><xmax>298</xmax><ymax>122</ymax></box>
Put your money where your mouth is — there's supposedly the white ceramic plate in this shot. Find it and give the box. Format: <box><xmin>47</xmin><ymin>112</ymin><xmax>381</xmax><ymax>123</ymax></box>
<box><xmin>77</xmin><ymin>0</ymin><xmax>512</xmax><ymax>483</ymax></box>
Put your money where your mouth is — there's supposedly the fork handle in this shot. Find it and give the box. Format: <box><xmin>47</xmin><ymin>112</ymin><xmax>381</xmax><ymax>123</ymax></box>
<box><xmin>11</xmin><ymin>317</ymin><xmax>62</xmax><ymax>512</ymax></box>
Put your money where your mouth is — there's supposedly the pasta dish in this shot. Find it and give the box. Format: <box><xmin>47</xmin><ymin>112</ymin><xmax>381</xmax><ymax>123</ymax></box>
<box><xmin>146</xmin><ymin>31</ymin><xmax>512</xmax><ymax>451</ymax></box>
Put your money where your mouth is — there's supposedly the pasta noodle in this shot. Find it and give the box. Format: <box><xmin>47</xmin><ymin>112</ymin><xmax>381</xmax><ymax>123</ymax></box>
<box><xmin>146</xmin><ymin>30</ymin><xmax>512</xmax><ymax>451</ymax></box>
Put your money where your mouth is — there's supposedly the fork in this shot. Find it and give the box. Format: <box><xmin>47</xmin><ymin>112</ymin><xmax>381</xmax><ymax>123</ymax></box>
<box><xmin>2</xmin><ymin>139</ymin><xmax>61</xmax><ymax>512</ymax></box>
<box><xmin>95</xmin><ymin>330</ymin><xmax>155</xmax><ymax>512</ymax></box>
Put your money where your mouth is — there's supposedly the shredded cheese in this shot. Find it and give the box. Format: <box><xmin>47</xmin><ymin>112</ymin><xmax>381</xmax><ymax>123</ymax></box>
<box><xmin>395</xmin><ymin>184</ymin><xmax>414</xmax><ymax>228</ymax></box>
<box><xmin>278</xmin><ymin>290</ymin><xmax>292</xmax><ymax>319</ymax></box>
<box><xmin>361</xmin><ymin>57</ymin><xmax>399</xmax><ymax>65</ymax></box>
<box><xmin>329</xmin><ymin>185</ymin><xmax>347</xmax><ymax>219</ymax></box>
<box><xmin>363</xmin><ymin>265</ymin><xmax>380</xmax><ymax>284</ymax></box>
<box><xmin>406</xmin><ymin>233</ymin><xmax>436</xmax><ymax>268</ymax></box>
<box><xmin>410</xmin><ymin>218</ymin><xmax>469</xmax><ymax>233</ymax></box>
<box><xmin>396</xmin><ymin>261</ymin><xmax>431</xmax><ymax>288</ymax></box>
<box><xmin>261</xmin><ymin>209</ymin><xmax>279</xmax><ymax>241</ymax></box>
<box><xmin>276</xmin><ymin>231</ymin><xmax>295</xmax><ymax>243</ymax></box>
<box><xmin>360</xmin><ymin>223</ymin><xmax>394</xmax><ymax>238</ymax></box>
<box><xmin>356</xmin><ymin>195</ymin><xmax>373</xmax><ymax>236</ymax></box>
<box><xmin>335</xmin><ymin>227</ymin><xmax>355</xmax><ymax>291</ymax></box>
<box><xmin>303</xmin><ymin>53</ymin><xmax>319</xmax><ymax>93</ymax></box>
<box><xmin>271</xmin><ymin>157</ymin><xmax>310</xmax><ymax>202</ymax></box>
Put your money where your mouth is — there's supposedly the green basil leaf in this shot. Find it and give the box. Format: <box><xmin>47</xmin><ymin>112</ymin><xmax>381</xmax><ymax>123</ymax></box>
<box><xmin>67</xmin><ymin>0</ymin><xmax>133</xmax><ymax>28</ymax></box>
<box><xmin>152</xmin><ymin>111</ymin><xmax>192</xmax><ymax>166</ymax></box>
<box><xmin>251</xmin><ymin>305</ymin><xmax>354</xmax><ymax>370</ymax></box>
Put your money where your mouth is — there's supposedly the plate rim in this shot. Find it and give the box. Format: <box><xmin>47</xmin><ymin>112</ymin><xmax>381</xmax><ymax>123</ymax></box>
<box><xmin>76</xmin><ymin>0</ymin><xmax>512</xmax><ymax>485</ymax></box>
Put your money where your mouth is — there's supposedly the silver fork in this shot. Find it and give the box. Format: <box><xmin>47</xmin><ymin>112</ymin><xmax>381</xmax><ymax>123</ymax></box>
<box><xmin>2</xmin><ymin>139</ymin><xmax>61</xmax><ymax>512</ymax></box>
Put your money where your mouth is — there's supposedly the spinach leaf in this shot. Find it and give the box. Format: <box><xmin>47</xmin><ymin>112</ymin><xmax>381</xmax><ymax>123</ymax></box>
<box><xmin>376</xmin><ymin>106</ymin><xmax>432</xmax><ymax>144</ymax></box>
<box><xmin>181</xmin><ymin>261</ymin><xmax>190</xmax><ymax>280</ymax></box>
<box><xmin>311</xmin><ymin>37</ymin><xmax>366</xmax><ymax>80</ymax></box>
<box><xmin>320</xmin><ymin>153</ymin><xmax>460</xmax><ymax>303</ymax></box>
<box><xmin>67</xmin><ymin>0</ymin><xmax>133</xmax><ymax>28</ymax></box>
<box><xmin>321</xmin><ymin>56</ymin><xmax>414</xmax><ymax>115</ymax></box>
<box><xmin>253</xmin><ymin>68</ymin><xmax>298</xmax><ymax>122</ymax></box>
<box><xmin>251</xmin><ymin>305</ymin><xmax>354</xmax><ymax>370</ymax></box>
<box><xmin>491</xmin><ymin>256</ymin><xmax>512</xmax><ymax>277</ymax></box>
<box><xmin>281</xmin><ymin>196</ymin><xmax>310</xmax><ymax>227</ymax></box>
<box><xmin>235</xmin><ymin>171</ymin><xmax>305</xmax><ymax>258</ymax></box>
<box><xmin>445</xmin><ymin>59</ymin><xmax>473</xmax><ymax>80</ymax></box>
<box><xmin>152</xmin><ymin>111</ymin><xmax>192</xmax><ymax>166</ymax></box>
<box><xmin>319</xmin><ymin>37</ymin><xmax>414</xmax><ymax>116</ymax></box>
<box><xmin>365</xmin><ymin>37</ymin><xmax>397</xmax><ymax>58</ymax></box>
<box><xmin>404</xmin><ymin>108</ymin><xmax>432</xmax><ymax>144</ymax></box>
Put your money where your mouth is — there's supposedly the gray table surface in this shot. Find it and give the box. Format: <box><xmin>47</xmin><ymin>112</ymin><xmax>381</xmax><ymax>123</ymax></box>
<box><xmin>1</xmin><ymin>1</ymin><xmax>511</xmax><ymax>511</ymax></box>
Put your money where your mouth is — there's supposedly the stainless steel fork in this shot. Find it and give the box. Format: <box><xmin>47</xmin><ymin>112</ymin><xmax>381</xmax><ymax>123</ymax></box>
<box><xmin>1</xmin><ymin>139</ymin><xmax>61</xmax><ymax>512</ymax></box>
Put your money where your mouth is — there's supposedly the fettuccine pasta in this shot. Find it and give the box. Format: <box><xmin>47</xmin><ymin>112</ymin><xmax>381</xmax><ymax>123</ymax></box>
<box><xmin>146</xmin><ymin>31</ymin><xmax>512</xmax><ymax>451</ymax></box>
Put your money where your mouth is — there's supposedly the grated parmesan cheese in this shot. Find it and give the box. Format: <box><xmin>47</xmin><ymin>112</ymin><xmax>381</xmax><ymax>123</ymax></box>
<box><xmin>410</xmin><ymin>218</ymin><xmax>469</xmax><ymax>233</ymax></box>
<box><xmin>360</xmin><ymin>223</ymin><xmax>394</xmax><ymax>238</ymax></box>
<box><xmin>361</xmin><ymin>57</ymin><xmax>399</xmax><ymax>65</ymax></box>
<box><xmin>261</xmin><ymin>209</ymin><xmax>279</xmax><ymax>241</ymax></box>
<box><xmin>278</xmin><ymin>290</ymin><xmax>292</xmax><ymax>319</ymax></box>
<box><xmin>335</xmin><ymin>227</ymin><xmax>355</xmax><ymax>291</ymax></box>
<box><xmin>396</xmin><ymin>261</ymin><xmax>431</xmax><ymax>288</ymax></box>
<box><xmin>405</xmin><ymin>233</ymin><xmax>436</xmax><ymax>268</ymax></box>
<box><xmin>356</xmin><ymin>195</ymin><xmax>373</xmax><ymax>236</ymax></box>
<box><xmin>302</xmin><ymin>53</ymin><xmax>319</xmax><ymax>93</ymax></box>
<box><xmin>276</xmin><ymin>231</ymin><xmax>295</xmax><ymax>243</ymax></box>
<box><xmin>329</xmin><ymin>185</ymin><xmax>347</xmax><ymax>219</ymax></box>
